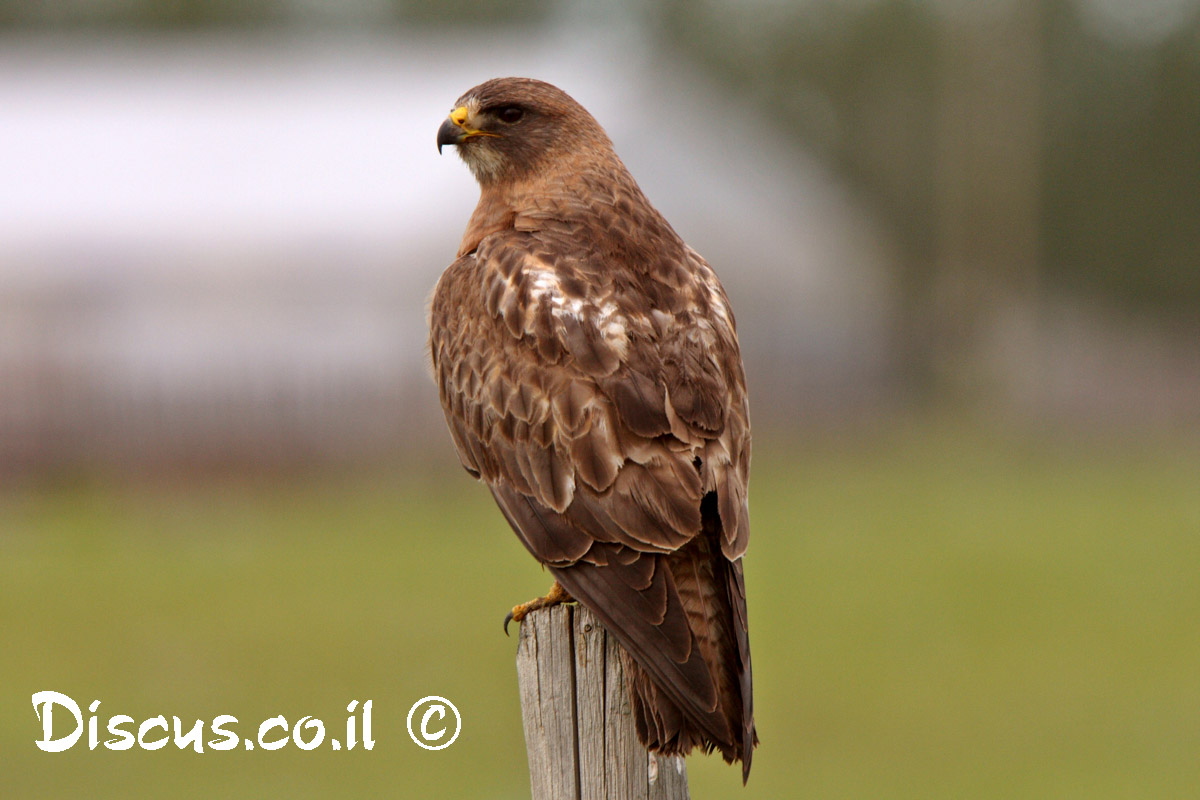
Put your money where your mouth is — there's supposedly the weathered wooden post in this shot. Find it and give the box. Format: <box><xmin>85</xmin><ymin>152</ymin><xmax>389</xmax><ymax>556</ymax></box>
<box><xmin>516</xmin><ymin>604</ymin><xmax>691</xmax><ymax>800</ymax></box>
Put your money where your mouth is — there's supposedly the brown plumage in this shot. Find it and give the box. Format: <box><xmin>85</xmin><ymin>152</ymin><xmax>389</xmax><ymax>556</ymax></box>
<box><xmin>429</xmin><ymin>77</ymin><xmax>757</xmax><ymax>781</ymax></box>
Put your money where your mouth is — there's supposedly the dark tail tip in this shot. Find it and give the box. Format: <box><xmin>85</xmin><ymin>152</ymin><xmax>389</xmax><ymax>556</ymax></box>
<box><xmin>741</xmin><ymin>724</ymin><xmax>757</xmax><ymax>784</ymax></box>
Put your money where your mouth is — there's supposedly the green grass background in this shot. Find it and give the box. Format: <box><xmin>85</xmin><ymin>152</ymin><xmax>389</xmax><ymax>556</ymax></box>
<box><xmin>2</xmin><ymin>423</ymin><xmax>1198</xmax><ymax>798</ymax></box>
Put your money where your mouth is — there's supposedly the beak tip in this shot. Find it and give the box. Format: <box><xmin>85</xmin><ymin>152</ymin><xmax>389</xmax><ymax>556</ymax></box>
<box><xmin>437</xmin><ymin>117</ymin><xmax>462</xmax><ymax>155</ymax></box>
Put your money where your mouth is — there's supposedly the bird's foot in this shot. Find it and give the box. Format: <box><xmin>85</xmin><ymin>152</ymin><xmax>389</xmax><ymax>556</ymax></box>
<box><xmin>504</xmin><ymin>581</ymin><xmax>574</xmax><ymax>636</ymax></box>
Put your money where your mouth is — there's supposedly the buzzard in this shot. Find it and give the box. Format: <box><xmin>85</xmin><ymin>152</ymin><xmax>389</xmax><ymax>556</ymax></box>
<box><xmin>430</xmin><ymin>78</ymin><xmax>757</xmax><ymax>780</ymax></box>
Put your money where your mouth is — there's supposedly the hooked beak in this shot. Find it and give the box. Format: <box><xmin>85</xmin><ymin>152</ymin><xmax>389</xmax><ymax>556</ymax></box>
<box><xmin>437</xmin><ymin>105</ymin><xmax>499</xmax><ymax>154</ymax></box>
<box><xmin>436</xmin><ymin>117</ymin><xmax>462</xmax><ymax>154</ymax></box>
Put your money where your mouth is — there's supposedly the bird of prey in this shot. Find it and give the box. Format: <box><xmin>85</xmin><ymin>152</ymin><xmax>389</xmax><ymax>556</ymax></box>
<box><xmin>429</xmin><ymin>77</ymin><xmax>757</xmax><ymax>780</ymax></box>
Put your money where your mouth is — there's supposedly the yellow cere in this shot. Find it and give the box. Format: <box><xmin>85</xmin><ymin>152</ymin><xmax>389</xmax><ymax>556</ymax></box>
<box><xmin>450</xmin><ymin>106</ymin><xmax>469</xmax><ymax>126</ymax></box>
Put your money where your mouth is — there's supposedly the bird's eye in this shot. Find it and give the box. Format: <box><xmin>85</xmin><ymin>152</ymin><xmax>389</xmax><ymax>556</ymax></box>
<box><xmin>497</xmin><ymin>106</ymin><xmax>524</xmax><ymax>124</ymax></box>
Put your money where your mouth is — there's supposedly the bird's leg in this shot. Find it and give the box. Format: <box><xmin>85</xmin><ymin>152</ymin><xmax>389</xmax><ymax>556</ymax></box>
<box><xmin>504</xmin><ymin>580</ymin><xmax>574</xmax><ymax>635</ymax></box>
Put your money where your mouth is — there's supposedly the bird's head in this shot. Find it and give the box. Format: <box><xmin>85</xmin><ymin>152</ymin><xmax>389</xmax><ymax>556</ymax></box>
<box><xmin>437</xmin><ymin>78</ymin><xmax>613</xmax><ymax>185</ymax></box>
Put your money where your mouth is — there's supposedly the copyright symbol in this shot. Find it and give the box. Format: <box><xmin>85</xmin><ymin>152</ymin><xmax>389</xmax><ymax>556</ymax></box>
<box><xmin>406</xmin><ymin>696</ymin><xmax>461</xmax><ymax>751</ymax></box>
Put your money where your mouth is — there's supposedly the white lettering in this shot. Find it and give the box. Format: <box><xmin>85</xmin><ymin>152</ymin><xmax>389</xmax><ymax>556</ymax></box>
<box><xmin>32</xmin><ymin>691</ymin><xmax>83</xmax><ymax>753</ymax></box>
<box><xmin>173</xmin><ymin>716</ymin><xmax>205</xmax><ymax>753</ymax></box>
<box><xmin>258</xmin><ymin>716</ymin><xmax>288</xmax><ymax>751</ymax></box>
<box><xmin>207</xmin><ymin>715</ymin><xmax>239</xmax><ymax>751</ymax></box>
<box><xmin>420</xmin><ymin>705</ymin><xmax>446</xmax><ymax>742</ymax></box>
<box><xmin>345</xmin><ymin>700</ymin><xmax>357</xmax><ymax>751</ymax></box>
<box><xmin>105</xmin><ymin>715</ymin><xmax>135</xmax><ymax>750</ymax></box>
<box><xmin>138</xmin><ymin>716</ymin><xmax>169</xmax><ymax>750</ymax></box>
<box><xmin>292</xmin><ymin>716</ymin><xmax>324</xmax><ymax>751</ymax></box>
<box><xmin>88</xmin><ymin>700</ymin><xmax>101</xmax><ymax>750</ymax></box>
<box><xmin>30</xmin><ymin>694</ymin><xmax>378</xmax><ymax>755</ymax></box>
<box><xmin>362</xmin><ymin>700</ymin><xmax>374</xmax><ymax>750</ymax></box>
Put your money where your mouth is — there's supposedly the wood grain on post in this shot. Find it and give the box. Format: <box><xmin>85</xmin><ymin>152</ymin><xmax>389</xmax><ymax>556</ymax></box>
<box><xmin>516</xmin><ymin>604</ymin><xmax>691</xmax><ymax>800</ymax></box>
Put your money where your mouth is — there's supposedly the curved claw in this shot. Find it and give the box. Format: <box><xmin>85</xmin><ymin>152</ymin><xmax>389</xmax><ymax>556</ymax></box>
<box><xmin>502</xmin><ymin>582</ymin><xmax>571</xmax><ymax>638</ymax></box>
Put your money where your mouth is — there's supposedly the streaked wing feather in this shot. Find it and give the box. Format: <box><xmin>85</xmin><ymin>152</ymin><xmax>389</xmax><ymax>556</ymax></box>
<box><xmin>430</xmin><ymin>215</ymin><xmax>754</xmax><ymax>769</ymax></box>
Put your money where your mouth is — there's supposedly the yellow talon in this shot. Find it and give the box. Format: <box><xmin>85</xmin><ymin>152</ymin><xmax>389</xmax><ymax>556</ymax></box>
<box><xmin>503</xmin><ymin>581</ymin><xmax>574</xmax><ymax>635</ymax></box>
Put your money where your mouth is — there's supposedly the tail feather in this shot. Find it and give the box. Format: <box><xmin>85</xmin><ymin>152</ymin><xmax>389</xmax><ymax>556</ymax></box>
<box><xmin>623</xmin><ymin>516</ymin><xmax>757</xmax><ymax>781</ymax></box>
<box><xmin>550</xmin><ymin>495</ymin><xmax>757</xmax><ymax>781</ymax></box>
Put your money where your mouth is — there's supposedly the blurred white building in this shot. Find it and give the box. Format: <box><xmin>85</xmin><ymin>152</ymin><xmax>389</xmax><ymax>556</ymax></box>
<box><xmin>0</xmin><ymin>30</ymin><xmax>894</xmax><ymax>471</ymax></box>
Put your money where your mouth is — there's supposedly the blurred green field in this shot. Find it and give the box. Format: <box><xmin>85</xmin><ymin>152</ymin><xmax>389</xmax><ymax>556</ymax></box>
<box><xmin>2</xmin><ymin>424</ymin><xmax>1198</xmax><ymax>798</ymax></box>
